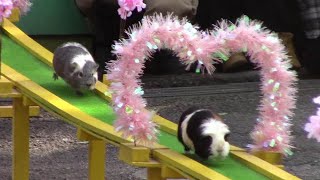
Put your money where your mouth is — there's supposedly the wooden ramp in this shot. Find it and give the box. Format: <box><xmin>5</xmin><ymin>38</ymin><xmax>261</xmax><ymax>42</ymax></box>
<box><xmin>0</xmin><ymin>19</ymin><xmax>300</xmax><ymax>180</ymax></box>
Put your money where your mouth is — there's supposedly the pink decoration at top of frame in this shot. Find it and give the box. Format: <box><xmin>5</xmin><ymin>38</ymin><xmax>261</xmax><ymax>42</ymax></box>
<box><xmin>117</xmin><ymin>0</ymin><xmax>146</xmax><ymax>19</ymax></box>
<box><xmin>0</xmin><ymin>0</ymin><xmax>32</xmax><ymax>21</ymax></box>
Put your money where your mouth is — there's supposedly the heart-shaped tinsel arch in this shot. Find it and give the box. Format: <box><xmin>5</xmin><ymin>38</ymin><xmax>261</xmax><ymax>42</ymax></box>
<box><xmin>106</xmin><ymin>14</ymin><xmax>297</xmax><ymax>155</ymax></box>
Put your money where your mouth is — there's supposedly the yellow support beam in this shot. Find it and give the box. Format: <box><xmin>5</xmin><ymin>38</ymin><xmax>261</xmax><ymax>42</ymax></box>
<box><xmin>147</xmin><ymin>168</ymin><xmax>162</xmax><ymax>180</ymax></box>
<box><xmin>0</xmin><ymin>76</ymin><xmax>13</xmax><ymax>94</ymax></box>
<box><xmin>88</xmin><ymin>140</ymin><xmax>106</xmax><ymax>180</ymax></box>
<box><xmin>0</xmin><ymin>105</ymin><xmax>39</xmax><ymax>117</ymax></box>
<box><xmin>162</xmin><ymin>165</ymin><xmax>194</xmax><ymax>180</ymax></box>
<box><xmin>119</xmin><ymin>143</ymin><xmax>151</xmax><ymax>163</ymax></box>
<box><xmin>0</xmin><ymin>89</ymin><xmax>22</xmax><ymax>98</ymax></box>
<box><xmin>77</xmin><ymin>128</ymin><xmax>96</xmax><ymax>141</ymax></box>
<box><xmin>7</xmin><ymin>8</ymin><xmax>20</xmax><ymax>22</ymax></box>
<box><xmin>22</xmin><ymin>96</ymin><xmax>37</xmax><ymax>106</ymax></box>
<box><xmin>161</xmin><ymin>165</ymin><xmax>185</xmax><ymax>179</ymax></box>
<box><xmin>77</xmin><ymin>128</ymin><xmax>107</xmax><ymax>180</ymax></box>
<box><xmin>118</xmin><ymin>143</ymin><xmax>162</xmax><ymax>168</ymax></box>
<box><xmin>252</xmin><ymin>150</ymin><xmax>284</xmax><ymax>169</ymax></box>
<box><xmin>12</xmin><ymin>97</ymin><xmax>30</xmax><ymax>180</ymax></box>
<box><xmin>77</xmin><ymin>127</ymin><xmax>121</xmax><ymax>147</ymax></box>
<box><xmin>102</xmin><ymin>74</ymin><xmax>110</xmax><ymax>86</ymax></box>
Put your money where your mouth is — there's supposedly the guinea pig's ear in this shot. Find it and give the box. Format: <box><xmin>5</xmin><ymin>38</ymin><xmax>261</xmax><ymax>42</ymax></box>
<box><xmin>213</xmin><ymin>114</ymin><xmax>223</xmax><ymax>121</ymax></box>
<box><xmin>94</xmin><ymin>63</ymin><xmax>99</xmax><ymax>70</ymax></box>
<box><xmin>224</xmin><ymin>133</ymin><xmax>230</xmax><ymax>142</ymax></box>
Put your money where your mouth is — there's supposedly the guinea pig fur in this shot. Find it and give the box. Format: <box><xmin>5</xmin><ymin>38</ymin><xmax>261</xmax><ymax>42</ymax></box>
<box><xmin>178</xmin><ymin>107</ymin><xmax>230</xmax><ymax>160</ymax></box>
<box><xmin>53</xmin><ymin>42</ymin><xmax>99</xmax><ymax>95</ymax></box>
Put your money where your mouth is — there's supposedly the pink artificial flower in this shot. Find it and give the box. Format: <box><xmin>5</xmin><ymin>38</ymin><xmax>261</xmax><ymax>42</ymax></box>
<box><xmin>0</xmin><ymin>0</ymin><xmax>14</xmax><ymax>21</ymax></box>
<box><xmin>135</xmin><ymin>0</ymin><xmax>146</xmax><ymax>12</ymax></box>
<box><xmin>13</xmin><ymin>0</ymin><xmax>32</xmax><ymax>15</ymax></box>
<box><xmin>313</xmin><ymin>96</ymin><xmax>320</xmax><ymax>105</ymax></box>
<box><xmin>317</xmin><ymin>108</ymin><xmax>320</xmax><ymax>116</ymax></box>
<box><xmin>305</xmin><ymin>115</ymin><xmax>320</xmax><ymax>142</ymax></box>
<box><xmin>117</xmin><ymin>7</ymin><xmax>130</xmax><ymax>19</ymax></box>
<box><xmin>118</xmin><ymin>0</ymin><xmax>134</xmax><ymax>11</ymax></box>
<box><xmin>0</xmin><ymin>0</ymin><xmax>31</xmax><ymax>22</ymax></box>
<box><xmin>117</xmin><ymin>0</ymin><xmax>146</xmax><ymax>19</ymax></box>
<box><xmin>304</xmin><ymin>96</ymin><xmax>320</xmax><ymax>142</ymax></box>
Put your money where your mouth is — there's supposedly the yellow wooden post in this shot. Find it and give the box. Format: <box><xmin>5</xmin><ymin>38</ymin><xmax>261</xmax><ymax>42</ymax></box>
<box><xmin>78</xmin><ymin>128</ymin><xmax>107</xmax><ymax>180</ymax></box>
<box><xmin>89</xmin><ymin>139</ymin><xmax>106</xmax><ymax>180</ymax></box>
<box><xmin>79</xmin><ymin>129</ymin><xmax>107</xmax><ymax>180</ymax></box>
<box><xmin>12</xmin><ymin>97</ymin><xmax>30</xmax><ymax>180</ymax></box>
<box><xmin>0</xmin><ymin>77</ymin><xmax>13</xmax><ymax>93</ymax></box>
<box><xmin>147</xmin><ymin>167</ymin><xmax>162</xmax><ymax>180</ymax></box>
<box><xmin>252</xmin><ymin>151</ymin><xmax>284</xmax><ymax>169</ymax></box>
<box><xmin>102</xmin><ymin>74</ymin><xmax>110</xmax><ymax>86</ymax></box>
<box><xmin>119</xmin><ymin>143</ymin><xmax>151</xmax><ymax>163</ymax></box>
<box><xmin>7</xmin><ymin>8</ymin><xmax>20</xmax><ymax>22</ymax></box>
<box><xmin>161</xmin><ymin>165</ymin><xmax>185</xmax><ymax>179</ymax></box>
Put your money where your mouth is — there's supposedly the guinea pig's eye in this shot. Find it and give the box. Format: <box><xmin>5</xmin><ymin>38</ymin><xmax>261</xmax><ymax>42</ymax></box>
<box><xmin>224</xmin><ymin>133</ymin><xmax>230</xmax><ymax>142</ymax></box>
<box><xmin>201</xmin><ymin>136</ymin><xmax>212</xmax><ymax>144</ymax></box>
<box><xmin>78</xmin><ymin>72</ymin><xmax>83</xmax><ymax>77</ymax></box>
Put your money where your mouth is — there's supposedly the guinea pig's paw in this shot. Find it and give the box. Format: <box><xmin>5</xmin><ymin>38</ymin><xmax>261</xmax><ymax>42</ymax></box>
<box><xmin>209</xmin><ymin>154</ymin><xmax>228</xmax><ymax>162</ymax></box>
<box><xmin>184</xmin><ymin>150</ymin><xmax>192</xmax><ymax>154</ymax></box>
<box><xmin>76</xmin><ymin>90</ymin><xmax>84</xmax><ymax>96</ymax></box>
<box><xmin>53</xmin><ymin>73</ymin><xmax>59</xmax><ymax>80</ymax></box>
<box><xmin>89</xmin><ymin>84</ymin><xmax>96</xmax><ymax>90</ymax></box>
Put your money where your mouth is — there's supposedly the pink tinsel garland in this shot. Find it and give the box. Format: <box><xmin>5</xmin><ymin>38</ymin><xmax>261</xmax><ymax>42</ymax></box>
<box><xmin>107</xmin><ymin>15</ymin><xmax>297</xmax><ymax>155</ymax></box>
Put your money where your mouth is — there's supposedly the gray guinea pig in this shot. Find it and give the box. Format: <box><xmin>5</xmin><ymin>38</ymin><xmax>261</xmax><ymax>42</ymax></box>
<box><xmin>53</xmin><ymin>42</ymin><xmax>99</xmax><ymax>95</ymax></box>
<box><xmin>178</xmin><ymin>107</ymin><xmax>230</xmax><ymax>160</ymax></box>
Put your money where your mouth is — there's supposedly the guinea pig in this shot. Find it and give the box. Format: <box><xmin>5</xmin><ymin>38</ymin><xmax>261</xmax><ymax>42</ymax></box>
<box><xmin>52</xmin><ymin>42</ymin><xmax>99</xmax><ymax>95</ymax></box>
<box><xmin>177</xmin><ymin>107</ymin><xmax>230</xmax><ymax>160</ymax></box>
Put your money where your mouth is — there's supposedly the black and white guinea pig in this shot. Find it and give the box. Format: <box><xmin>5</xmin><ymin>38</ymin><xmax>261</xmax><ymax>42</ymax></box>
<box><xmin>178</xmin><ymin>107</ymin><xmax>230</xmax><ymax>160</ymax></box>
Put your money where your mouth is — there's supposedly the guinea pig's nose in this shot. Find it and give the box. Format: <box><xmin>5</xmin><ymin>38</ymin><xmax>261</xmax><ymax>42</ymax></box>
<box><xmin>87</xmin><ymin>83</ymin><xmax>91</xmax><ymax>87</ymax></box>
<box><xmin>217</xmin><ymin>148</ymin><xmax>224</xmax><ymax>153</ymax></box>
